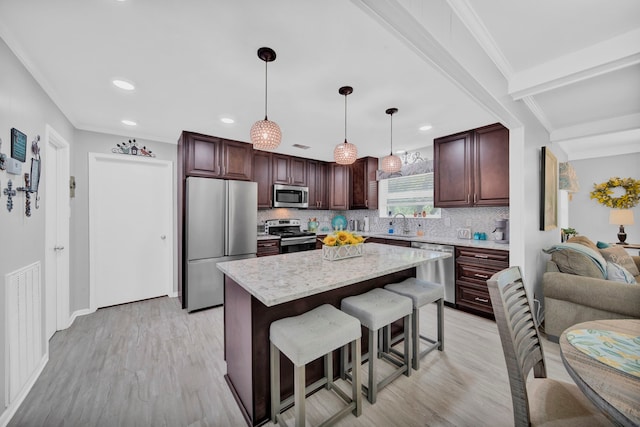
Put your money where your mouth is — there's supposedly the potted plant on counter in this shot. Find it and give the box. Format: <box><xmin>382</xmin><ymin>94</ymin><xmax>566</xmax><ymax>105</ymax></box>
<box><xmin>320</xmin><ymin>230</ymin><xmax>366</xmax><ymax>261</ymax></box>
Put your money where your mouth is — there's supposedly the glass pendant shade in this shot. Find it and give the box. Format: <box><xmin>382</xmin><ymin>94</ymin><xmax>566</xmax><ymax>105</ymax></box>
<box><xmin>250</xmin><ymin>47</ymin><xmax>281</xmax><ymax>150</ymax></box>
<box><xmin>334</xmin><ymin>86</ymin><xmax>357</xmax><ymax>165</ymax></box>
<box><xmin>381</xmin><ymin>107</ymin><xmax>402</xmax><ymax>173</ymax></box>
<box><xmin>250</xmin><ymin>118</ymin><xmax>281</xmax><ymax>150</ymax></box>
<box><xmin>334</xmin><ymin>141</ymin><xmax>358</xmax><ymax>165</ymax></box>
<box><xmin>381</xmin><ymin>153</ymin><xmax>402</xmax><ymax>173</ymax></box>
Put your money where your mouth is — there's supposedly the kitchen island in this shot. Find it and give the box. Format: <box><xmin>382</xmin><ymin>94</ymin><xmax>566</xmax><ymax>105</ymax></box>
<box><xmin>217</xmin><ymin>243</ymin><xmax>450</xmax><ymax>426</ymax></box>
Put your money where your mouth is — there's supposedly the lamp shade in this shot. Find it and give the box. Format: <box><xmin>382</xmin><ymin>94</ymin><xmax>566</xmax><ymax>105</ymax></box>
<box><xmin>381</xmin><ymin>154</ymin><xmax>402</xmax><ymax>173</ymax></box>
<box><xmin>609</xmin><ymin>209</ymin><xmax>634</xmax><ymax>225</ymax></box>
<box><xmin>250</xmin><ymin>119</ymin><xmax>281</xmax><ymax>150</ymax></box>
<box><xmin>334</xmin><ymin>141</ymin><xmax>358</xmax><ymax>165</ymax></box>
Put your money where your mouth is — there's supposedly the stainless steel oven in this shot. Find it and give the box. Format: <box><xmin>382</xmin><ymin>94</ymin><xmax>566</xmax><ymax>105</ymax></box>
<box><xmin>272</xmin><ymin>184</ymin><xmax>309</xmax><ymax>208</ymax></box>
<box><xmin>265</xmin><ymin>219</ymin><xmax>316</xmax><ymax>253</ymax></box>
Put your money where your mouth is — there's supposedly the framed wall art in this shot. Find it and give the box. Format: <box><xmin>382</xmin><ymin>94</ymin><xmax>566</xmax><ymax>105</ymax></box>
<box><xmin>540</xmin><ymin>146</ymin><xmax>558</xmax><ymax>231</ymax></box>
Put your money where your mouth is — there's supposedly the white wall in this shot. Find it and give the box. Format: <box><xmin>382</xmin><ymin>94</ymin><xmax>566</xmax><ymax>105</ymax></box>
<box><xmin>0</xmin><ymin>37</ymin><xmax>74</xmax><ymax>416</ymax></box>
<box><xmin>567</xmin><ymin>153</ymin><xmax>640</xmax><ymax>245</ymax></box>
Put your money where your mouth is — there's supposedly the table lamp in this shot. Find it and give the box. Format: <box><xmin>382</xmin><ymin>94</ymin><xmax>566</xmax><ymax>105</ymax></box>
<box><xmin>609</xmin><ymin>209</ymin><xmax>634</xmax><ymax>244</ymax></box>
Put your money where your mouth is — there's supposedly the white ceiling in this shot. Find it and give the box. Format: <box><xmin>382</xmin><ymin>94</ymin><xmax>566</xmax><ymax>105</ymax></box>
<box><xmin>0</xmin><ymin>0</ymin><xmax>638</xmax><ymax>162</ymax></box>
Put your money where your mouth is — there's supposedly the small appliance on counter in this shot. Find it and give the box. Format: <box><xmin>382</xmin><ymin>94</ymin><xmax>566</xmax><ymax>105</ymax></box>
<box><xmin>493</xmin><ymin>218</ymin><xmax>509</xmax><ymax>243</ymax></box>
<box><xmin>457</xmin><ymin>228</ymin><xmax>472</xmax><ymax>239</ymax></box>
<box><xmin>265</xmin><ymin>219</ymin><xmax>317</xmax><ymax>253</ymax></box>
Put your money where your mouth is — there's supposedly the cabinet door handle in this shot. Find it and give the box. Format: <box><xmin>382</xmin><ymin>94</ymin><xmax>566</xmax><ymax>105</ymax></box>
<box><xmin>466</xmin><ymin>194</ymin><xmax>470</xmax><ymax>204</ymax></box>
<box><xmin>474</xmin><ymin>254</ymin><xmax>489</xmax><ymax>259</ymax></box>
<box><xmin>474</xmin><ymin>193</ymin><xmax>477</xmax><ymax>204</ymax></box>
<box><xmin>365</xmin><ymin>199</ymin><xmax>368</xmax><ymax>208</ymax></box>
<box><xmin>474</xmin><ymin>273</ymin><xmax>489</xmax><ymax>279</ymax></box>
<box><xmin>474</xmin><ymin>297</ymin><xmax>489</xmax><ymax>303</ymax></box>
<box><xmin>261</xmin><ymin>243</ymin><xmax>277</xmax><ymax>247</ymax></box>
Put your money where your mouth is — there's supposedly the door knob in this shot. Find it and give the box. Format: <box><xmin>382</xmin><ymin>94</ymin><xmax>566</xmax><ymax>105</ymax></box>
<box><xmin>54</xmin><ymin>245</ymin><xmax>64</xmax><ymax>251</ymax></box>
<box><xmin>160</xmin><ymin>235</ymin><xmax>166</xmax><ymax>240</ymax></box>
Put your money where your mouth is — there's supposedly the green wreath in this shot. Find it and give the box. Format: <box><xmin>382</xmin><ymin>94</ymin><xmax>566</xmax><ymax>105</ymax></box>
<box><xmin>590</xmin><ymin>177</ymin><xmax>640</xmax><ymax>209</ymax></box>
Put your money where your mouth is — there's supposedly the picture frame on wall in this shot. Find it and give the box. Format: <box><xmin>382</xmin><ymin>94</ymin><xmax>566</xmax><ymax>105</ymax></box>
<box><xmin>540</xmin><ymin>146</ymin><xmax>558</xmax><ymax>231</ymax></box>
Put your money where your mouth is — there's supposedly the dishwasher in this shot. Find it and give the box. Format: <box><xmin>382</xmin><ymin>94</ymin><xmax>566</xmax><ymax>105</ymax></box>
<box><xmin>411</xmin><ymin>242</ymin><xmax>456</xmax><ymax>305</ymax></box>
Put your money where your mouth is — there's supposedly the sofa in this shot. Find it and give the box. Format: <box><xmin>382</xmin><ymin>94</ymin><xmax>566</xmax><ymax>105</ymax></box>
<box><xmin>542</xmin><ymin>236</ymin><xmax>640</xmax><ymax>341</ymax></box>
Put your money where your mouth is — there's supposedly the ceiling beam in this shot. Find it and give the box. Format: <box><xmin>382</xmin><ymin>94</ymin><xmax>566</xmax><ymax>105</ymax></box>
<box><xmin>509</xmin><ymin>28</ymin><xmax>640</xmax><ymax>100</ymax></box>
<box><xmin>550</xmin><ymin>113</ymin><xmax>640</xmax><ymax>142</ymax></box>
<box><xmin>352</xmin><ymin>0</ymin><xmax>521</xmax><ymax>129</ymax></box>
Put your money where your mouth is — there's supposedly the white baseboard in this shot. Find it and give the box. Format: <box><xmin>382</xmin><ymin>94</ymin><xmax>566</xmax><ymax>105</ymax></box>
<box><xmin>0</xmin><ymin>354</ymin><xmax>48</xmax><ymax>427</ymax></box>
<box><xmin>64</xmin><ymin>308</ymin><xmax>95</xmax><ymax>330</ymax></box>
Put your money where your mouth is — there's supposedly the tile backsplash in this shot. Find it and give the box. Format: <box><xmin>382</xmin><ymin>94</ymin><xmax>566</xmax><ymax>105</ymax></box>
<box><xmin>258</xmin><ymin>207</ymin><xmax>509</xmax><ymax>239</ymax></box>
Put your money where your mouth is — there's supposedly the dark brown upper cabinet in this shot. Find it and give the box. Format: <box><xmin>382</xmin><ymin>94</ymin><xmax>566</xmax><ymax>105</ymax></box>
<box><xmin>434</xmin><ymin>123</ymin><xmax>509</xmax><ymax>208</ymax></box>
<box><xmin>307</xmin><ymin>160</ymin><xmax>328</xmax><ymax>209</ymax></box>
<box><xmin>329</xmin><ymin>163</ymin><xmax>349</xmax><ymax>210</ymax></box>
<box><xmin>272</xmin><ymin>154</ymin><xmax>307</xmax><ymax>186</ymax></box>
<box><xmin>182</xmin><ymin>131</ymin><xmax>252</xmax><ymax>181</ymax></box>
<box><xmin>253</xmin><ymin>150</ymin><xmax>273</xmax><ymax>209</ymax></box>
<box><xmin>349</xmin><ymin>157</ymin><xmax>378</xmax><ymax>210</ymax></box>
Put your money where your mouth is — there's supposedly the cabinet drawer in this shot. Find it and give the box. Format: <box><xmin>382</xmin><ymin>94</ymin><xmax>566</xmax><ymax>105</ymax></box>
<box><xmin>257</xmin><ymin>239</ymin><xmax>280</xmax><ymax>257</ymax></box>
<box><xmin>456</xmin><ymin>283</ymin><xmax>493</xmax><ymax>314</ymax></box>
<box><xmin>456</xmin><ymin>247</ymin><xmax>509</xmax><ymax>264</ymax></box>
<box><xmin>457</xmin><ymin>263</ymin><xmax>499</xmax><ymax>286</ymax></box>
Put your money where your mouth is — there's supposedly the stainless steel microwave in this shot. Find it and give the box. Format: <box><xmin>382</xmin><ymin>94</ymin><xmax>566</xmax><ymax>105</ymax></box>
<box><xmin>273</xmin><ymin>184</ymin><xmax>309</xmax><ymax>208</ymax></box>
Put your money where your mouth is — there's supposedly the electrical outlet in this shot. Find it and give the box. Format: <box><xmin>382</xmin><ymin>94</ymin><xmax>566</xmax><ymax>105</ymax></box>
<box><xmin>444</xmin><ymin>217</ymin><xmax>451</xmax><ymax>227</ymax></box>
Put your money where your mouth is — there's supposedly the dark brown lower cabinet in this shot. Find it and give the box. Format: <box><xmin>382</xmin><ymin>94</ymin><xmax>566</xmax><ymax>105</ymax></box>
<box><xmin>257</xmin><ymin>239</ymin><xmax>279</xmax><ymax>257</ymax></box>
<box><xmin>455</xmin><ymin>246</ymin><xmax>509</xmax><ymax>318</ymax></box>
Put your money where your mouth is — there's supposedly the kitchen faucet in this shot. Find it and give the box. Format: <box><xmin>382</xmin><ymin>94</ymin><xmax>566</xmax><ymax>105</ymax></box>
<box><xmin>392</xmin><ymin>213</ymin><xmax>410</xmax><ymax>235</ymax></box>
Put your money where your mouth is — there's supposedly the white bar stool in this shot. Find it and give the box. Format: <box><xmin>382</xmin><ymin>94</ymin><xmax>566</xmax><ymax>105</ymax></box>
<box><xmin>384</xmin><ymin>277</ymin><xmax>444</xmax><ymax>370</ymax></box>
<box><xmin>270</xmin><ymin>304</ymin><xmax>362</xmax><ymax>427</ymax></box>
<box><xmin>340</xmin><ymin>288</ymin><xmax>413</xmax><ymax>404</ymax></box>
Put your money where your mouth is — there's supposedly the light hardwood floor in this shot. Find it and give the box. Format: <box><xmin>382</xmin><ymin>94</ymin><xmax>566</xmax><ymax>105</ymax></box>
<box><xmin>9</xmin><ymin>297</ymin><xmax>573</xmax><ymax>427</ymax></box>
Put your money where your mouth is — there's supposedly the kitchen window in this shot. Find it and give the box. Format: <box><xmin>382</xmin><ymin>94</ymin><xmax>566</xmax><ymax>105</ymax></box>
<box><xmin>378</xmin><ymin>172</ymin><xmax>441</xmax><ymax>218</ymax></box>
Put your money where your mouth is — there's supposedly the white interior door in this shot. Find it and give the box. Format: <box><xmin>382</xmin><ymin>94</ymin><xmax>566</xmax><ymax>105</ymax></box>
<box><xmin>88</xmin><ymin>153</ymin><xmax>173</xmax><ymax>309</ymax></box>
<box><xmin>45</xmin><ymin>125</ymin><xmax>70</xmax><ymax>340</ymax></box>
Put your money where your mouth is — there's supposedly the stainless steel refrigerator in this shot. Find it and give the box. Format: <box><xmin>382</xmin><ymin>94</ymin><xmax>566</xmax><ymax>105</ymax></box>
<box><xmin>185</xmin><ymin>177</ymin><xmax>257</xmax><ymax>312</ymax></box>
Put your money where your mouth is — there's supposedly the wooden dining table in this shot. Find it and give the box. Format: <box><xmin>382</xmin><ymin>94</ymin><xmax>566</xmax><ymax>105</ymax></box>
<box><xmin>559</xmin><ymin>318</ymin><xmax>640</xmax><ymax>427</ymax></box>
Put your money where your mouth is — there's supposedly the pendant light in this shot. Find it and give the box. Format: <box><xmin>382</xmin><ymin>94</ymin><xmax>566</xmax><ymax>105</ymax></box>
<box><xmin>250</xmin><ymin>47</ymin><xmax>281</xmax><ymax>150</ymax></box>
<box><xmin>381</xmin><ymin>108</ymin><xmax>402</xmax><ymax>173</ymax></box>
<box><xmin>334</xmin><ymin>86</ymin><xmax>358</xmax><ymax>165</ymax></box>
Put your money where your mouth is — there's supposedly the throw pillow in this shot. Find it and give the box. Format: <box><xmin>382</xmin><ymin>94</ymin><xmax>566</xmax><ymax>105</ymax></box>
<box><xmin>606</xmin><ymin>261</ymin><xmax>637</xmax><ymax>284</ymax></box>
<box><xmin>567</xmin><ymin>235</ymin><xmax>599</xmax><ymax>252</ymax></box>
<box><xmin>551</xmin><ymin>250</ymin><xmax>606</xmax><ymax>279</ymax></box>
<box><xmin>596</xmin><ymin>241</ymin><xmax>610</xmax><ymax>249</ymax></box>
<box><xmin>599</xmin><ymin>246</ymin><xmax>640</xmax><ymax>276</ymax></box>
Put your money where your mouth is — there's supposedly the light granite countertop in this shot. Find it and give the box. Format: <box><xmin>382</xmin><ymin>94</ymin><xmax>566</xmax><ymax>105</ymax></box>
<box><xmin>217</xmin><ymin>243</ymin><xmax>450</xmax><ymax>307</ymax></box>
<box><xmin>360</xmin><ymin>232</ymin><xmax>510</xmax><ymax>250</ymax></box>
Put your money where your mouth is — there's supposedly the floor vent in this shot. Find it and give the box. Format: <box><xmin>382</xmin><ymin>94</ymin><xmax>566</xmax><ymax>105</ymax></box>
<box><xmin>5</xmin><ymin>261</ymin><xmax>42</xmax><ymax>406</ymax></box>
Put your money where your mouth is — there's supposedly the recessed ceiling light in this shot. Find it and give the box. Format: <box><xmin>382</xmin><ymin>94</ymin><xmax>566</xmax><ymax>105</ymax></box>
<box><xmin>419</xmin><ymin>124</ymin><xmax>433</xmax><ymax>131</ymax></box>
<box><xmin>112</xmin><ymin>79</ymin><xmax>135</xmax><ymax>91</ymax></box>
<box><xmin>121</xmin><ymin>119</ymin><xmax>137</xmax><ymax>126</ymax></box>
<box><xmin>395</xmin><ymin>150</ymin><xmax>406</xmax><ymax>154</ymax></box>
<box><xmin>220</xmin><ymin>117</ymin><xmax>235</xmax><ymax>124</ymax></box>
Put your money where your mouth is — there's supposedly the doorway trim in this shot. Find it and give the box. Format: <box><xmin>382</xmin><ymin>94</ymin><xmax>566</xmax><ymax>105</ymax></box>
<box><xmin>44</xmin><ymin>124</ymin><xmax>70</xmax><ymax>337</ymax></box>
